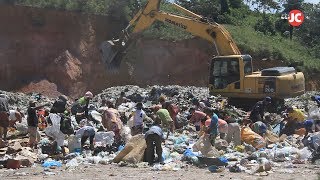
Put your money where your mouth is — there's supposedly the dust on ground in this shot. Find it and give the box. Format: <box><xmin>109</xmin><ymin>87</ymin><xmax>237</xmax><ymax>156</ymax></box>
<box><xmin>0</xmin><ymin>163</ymin><xmax>319</xmax><ymax>180</ymax></box>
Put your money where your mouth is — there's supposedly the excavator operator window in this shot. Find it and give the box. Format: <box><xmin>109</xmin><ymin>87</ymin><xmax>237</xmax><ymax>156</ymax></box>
<box><xmin>243</xmin><ymin>57</ymin><xmax>253</xmax><ymax>75</ymax></box>
<box><xmin>210</xmin><ymin>58</ymin><xmax>240</xmax><ymax>89</ymax></box>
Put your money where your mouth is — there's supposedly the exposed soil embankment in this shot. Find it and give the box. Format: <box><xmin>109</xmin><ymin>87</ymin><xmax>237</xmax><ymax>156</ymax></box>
<box><xmin>0</xmin><ymin>5</ymin><xmax>318</xmax><ymax>98</ymax></box>
<box><xmin>0</xmin><ymin>5</ymin><xmax>214</xmax><ymax>98</ymax></box>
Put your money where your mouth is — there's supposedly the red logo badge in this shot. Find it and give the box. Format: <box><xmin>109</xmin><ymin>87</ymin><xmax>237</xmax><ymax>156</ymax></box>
<box><xmin>288</xmin><ymin>10</ymin><xmax>304</xmax><ymax>27</ymax></box>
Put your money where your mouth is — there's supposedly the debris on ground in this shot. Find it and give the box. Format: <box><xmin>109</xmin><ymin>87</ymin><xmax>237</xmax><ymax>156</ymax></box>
<box><xmin>0</xmin><ymin>86</ymin><xmax>319</xmax><ymax>178</ymax></box>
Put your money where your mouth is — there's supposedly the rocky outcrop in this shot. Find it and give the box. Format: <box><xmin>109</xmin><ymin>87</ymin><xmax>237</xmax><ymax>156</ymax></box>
<box><xmin>45</xmin><ymin>50</ymin><xmax>83</xmax><ymax>95</ymax></box>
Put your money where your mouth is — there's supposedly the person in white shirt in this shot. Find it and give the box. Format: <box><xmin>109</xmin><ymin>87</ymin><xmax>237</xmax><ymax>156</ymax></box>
<box><xmin>8</xmin><ymin>109</ymin><xmax>22</xmax><ymax>127</ymax></box>
<box><xmin>131</xmin><ymin>102</ymin><xmax>147</xmax><ymax>135</ymax></box>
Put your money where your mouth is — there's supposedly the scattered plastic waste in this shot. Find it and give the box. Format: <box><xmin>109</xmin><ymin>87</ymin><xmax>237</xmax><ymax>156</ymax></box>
<box><xmin>0</xmin><ymin>86</ymin><xmax>318</xmax><ymax>177</ymax></box>
<box><xmin>95</xmin><ymin>131</ymin><xmax>115</xmax><ymax>146</ymax></box>
<box><xmin>43</xmin><ymin>172</ymin><xmax>56</xmax><ymax>176</ymax></box>
<box><xmin>118</xmin><ymin>145</ymin><xmax>125</xmax><ymax>152</ymax></box>
<box><xmin>42</xmin><ymin>161</ymin><xmax>62</xmax><ymax>168</ymax></box>
<box><xmin>66</xmin><ymin>159</ymin><xmax>79</xmax><ymax>168</ymax></box>
<box><xmin>183</xmin><ymin>148</ymin><xmax>196</xmax><ymax>157</ymax></box>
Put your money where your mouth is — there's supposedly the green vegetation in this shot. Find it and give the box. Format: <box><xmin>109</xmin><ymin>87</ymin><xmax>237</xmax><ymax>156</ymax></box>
<box><xmin>1</xmin><ymin>0</ymin><xmax>319</xmax><ymax>73</ymax></box>
<box><xmin>226</xmin><ymin>24</ymin><xmax>319</xmax><ymax>71</ymax></box>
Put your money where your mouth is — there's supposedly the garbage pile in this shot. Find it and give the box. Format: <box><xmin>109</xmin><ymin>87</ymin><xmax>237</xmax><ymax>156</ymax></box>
<box><xmin>0</xmin><ymin>90</ymin><xmax>53</xmax><ymax>111</ymax></box>
<box><xmin>0</xmin><ymin>85</ymin><xmax>319</xmax><ymax>177</ymax></box>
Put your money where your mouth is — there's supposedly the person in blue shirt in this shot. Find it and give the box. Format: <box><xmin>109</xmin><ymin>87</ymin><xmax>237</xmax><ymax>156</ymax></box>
<box><xmin>311</xmin><ymin>95</ymin><xmax>320</xmax><ymax>107</ymax></box>
<box><xmin>204</xmin><ymin>108</ymin><xmax>218</xmax><ymax>146</ymax></box>
<box><xmin>145</xmin><ymin>119</ymin><xmax>164</xmax><ymax>165</ymax></box>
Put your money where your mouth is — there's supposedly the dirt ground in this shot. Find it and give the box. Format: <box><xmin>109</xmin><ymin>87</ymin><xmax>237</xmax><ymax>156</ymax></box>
<box><xmin>0</xmin><ymin>163</ymin><xmax>319</xmax><ymax>180</ymax></box>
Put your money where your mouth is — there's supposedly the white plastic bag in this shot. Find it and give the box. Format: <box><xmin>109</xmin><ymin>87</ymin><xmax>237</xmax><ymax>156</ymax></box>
<box><xmin>95</xmin><ymin>131</ymin><xmax>115</xmax><ymax>146</ymax></box>
<box><xmin>66</xmin><ymin>158</ymin><xmax>79</xmax><ymax>168</ymax></box>
<box><xmin>45</xmin><ymin>126</ymin><xmax>65</xmax><ymax>146</ymax></box>
<box><xmin>49</xmin><ymin>113</ymin><xmax>61</xmax><ymax>133</ymax></box>
<box><xmin>45</xmin><ymin>114</ymin><xmax>65</xmax><ymax>146</ymax></box>
<box><xmin>299</xmin><ymin>147</ymin><xmax>312</xmax><ymax>160</ymax></box>
<box><xmin>308</xmin><ymin>107</ymin><xmax>320</xmax><ymax>120</ymax></box>
<box><xmin>90</xmin><ymin>110</ymin><xmax>102</xmax><ymax>122</ymax></box>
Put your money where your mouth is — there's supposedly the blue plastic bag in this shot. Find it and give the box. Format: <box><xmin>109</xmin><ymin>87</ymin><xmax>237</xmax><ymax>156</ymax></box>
<box><xmin>118</xmin><ymin>145</ymin><xmax>125</xmax><ymax>152</ymax></box>
<box><xmin>174</xmin><ymin>136</ymin><xmax>186</xmax><ymax>144</ymax></box>
<box><xmin>183</xmin><ymin>148</ymin><xmax>196</xmax><ymax>157</ymax></box>
<box><xmin>218</xmin><ymin>157</ymin><xmax>228</xmax><ymax>164</ymax></box>
<box><xmin>42</xmin><ymin>161</ymin><xmax>62</xmax><ymax>168</ymax></box>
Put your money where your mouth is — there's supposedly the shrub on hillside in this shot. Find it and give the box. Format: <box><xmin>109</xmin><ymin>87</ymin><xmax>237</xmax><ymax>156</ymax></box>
<box><xmin>254</xmin><ymin>15</ymin><xmax>276</xmax><ymax>36</ymax></box>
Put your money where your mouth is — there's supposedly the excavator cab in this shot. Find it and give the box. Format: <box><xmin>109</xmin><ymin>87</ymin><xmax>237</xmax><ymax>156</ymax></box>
<box><xmin>209</xmin><ymin>55</ymin><xmax>252</xmax><ymax>93</ymax></box>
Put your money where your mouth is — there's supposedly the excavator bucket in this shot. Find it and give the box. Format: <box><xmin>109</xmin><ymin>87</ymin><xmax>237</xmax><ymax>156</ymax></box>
<box><xmin>100</xmin><ymin>39</ymin><xmax>126</xmax><ymax>71</ymax></box>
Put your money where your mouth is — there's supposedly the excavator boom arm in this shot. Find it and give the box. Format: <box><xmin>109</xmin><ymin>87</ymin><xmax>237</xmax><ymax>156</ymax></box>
<box><xmin>100</xmin><ymin>0</ymin><xmax>240</xmax><ymax>70</ymax></box>
<box><xmin>152</xmin><ymin>11</ymin><xmax>241</xmax><ymax>55</ymax></box>
<box><xmin>127</xmin><ymin>0</ymin><xmax>240</xmax><ymax>55</ymax></box>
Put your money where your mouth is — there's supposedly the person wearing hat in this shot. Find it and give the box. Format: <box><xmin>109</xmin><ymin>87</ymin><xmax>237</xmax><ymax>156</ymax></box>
<box><xmin>50</xmin><ymin>95</ymin><xmax>68</xmax><ymax>114</ymax></box>
<box><xmin>311</xmin><ymin>95</ymin><xmax>320</xmax><ymax>108</ymax></box>
<box><xmin>71</xmin><ymin>91</ymin><xmax>94</xmax><ymax>123</ymax></box>
<box><xmin>0</xmin><ymin>94</ymin><xmax>9</xmax><ymax>140</ymax></box>
<box><xmin>27</xmin><ymin>100</ymin><xmax>48</xmax><ymax>148</ymax></box>
<box><xmin>249</xmin><ymin>97</ymin><xmax>272</xmax><ymax>124</ymax></box>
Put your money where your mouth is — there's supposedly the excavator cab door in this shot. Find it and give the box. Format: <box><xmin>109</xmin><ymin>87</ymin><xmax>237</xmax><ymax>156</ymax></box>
<box><xmin>209</xmin><ymin>56</ymin><xmax>244</xmax><ymax>95</ymax></box>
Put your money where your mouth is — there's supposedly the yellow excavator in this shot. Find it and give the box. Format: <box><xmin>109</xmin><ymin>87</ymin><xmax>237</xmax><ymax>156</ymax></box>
<box><xmin>100</xmin><ymin>0</ymin><xmax>305</xmax><ymax>104</ymax></box>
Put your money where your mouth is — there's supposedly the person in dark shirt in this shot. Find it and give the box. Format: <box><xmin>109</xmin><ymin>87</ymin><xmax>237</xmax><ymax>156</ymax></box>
<box><xmin>249</xmin><ymin>97</ymin><xmax>272</xmax><ymax>124</ymax></box>
<box><xmin>0</xmin><ymin>94</ymin><xmax>9</xmax><ymax>140</ymax></box>
<box><xmin>311</xmin><ymin>95</ymin><xmax>320</xmax><ymax>107</ymax></box>
<box><xmin>27</xmin><ymin>100</ymin><xmax>47</xmax><ymax>148</ymax></box>
<box><xmin>71</xmin><ymin>91</ymin><xmax>94</xmax><ymax>123</ymax></box>
<box><xmin>50</xmin><ymin>95</ymin><xmax>68</xmax><ymax>113</ymax></box>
